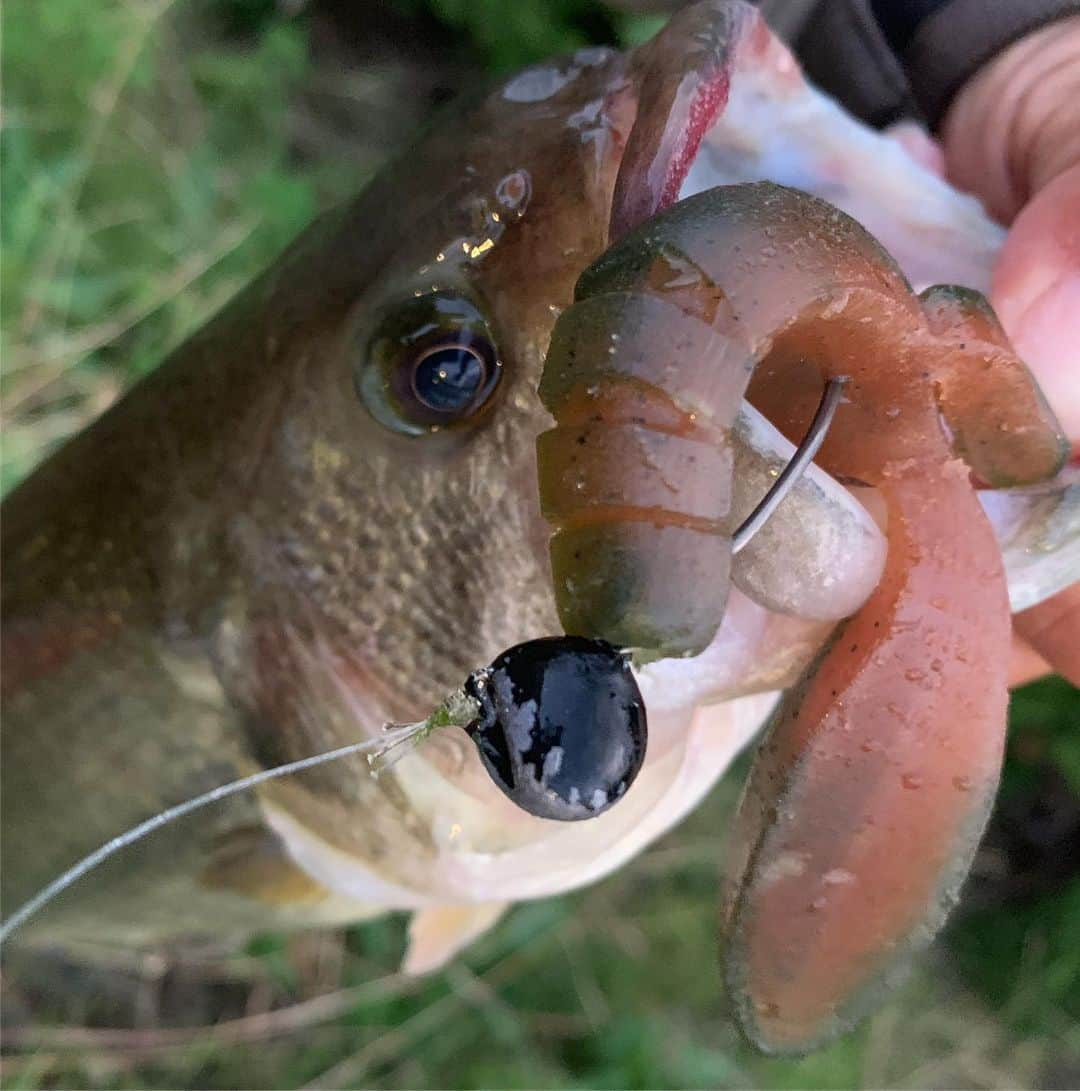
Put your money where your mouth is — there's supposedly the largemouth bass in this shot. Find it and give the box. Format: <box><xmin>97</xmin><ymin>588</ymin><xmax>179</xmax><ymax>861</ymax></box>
<box><xmin>3</xmin><ymin>0</ymin><xmax>1077</xmax><ymax>1042</ymax></box>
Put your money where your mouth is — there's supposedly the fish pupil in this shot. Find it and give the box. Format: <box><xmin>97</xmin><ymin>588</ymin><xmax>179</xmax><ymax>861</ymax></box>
<box><xmin>412</xmin><ymin>344</ymin><xmax>485</xmax><ymax>412</ymax></box>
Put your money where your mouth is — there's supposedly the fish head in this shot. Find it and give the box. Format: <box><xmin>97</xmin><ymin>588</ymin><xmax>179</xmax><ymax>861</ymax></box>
<box><xmin>216</xmin><ymin>0</ymin><xmax>1070</xmax><ymax>1000</ymax></box>
<box><xmin>226</xmin><ymin>5</ymin><xmax>833</xmax><ymax>901</ymax></box>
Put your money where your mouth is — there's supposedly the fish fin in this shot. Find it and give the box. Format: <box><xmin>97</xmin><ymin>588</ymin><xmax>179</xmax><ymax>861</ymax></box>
<box><xmin>401</xmin><ymin>903</ymin><xmax>509</xmax><ymax>976</ymax></box>
<box><xmin>198</xmin><ymin>824</ymin><xmax>333</xmax><ymax>906</ymax></box>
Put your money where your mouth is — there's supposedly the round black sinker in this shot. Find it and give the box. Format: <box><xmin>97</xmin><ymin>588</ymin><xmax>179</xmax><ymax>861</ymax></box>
<box><xmin>464</xmin><ymin>636</ymin><xmax>647</xmax><ymax>821</ymax></box>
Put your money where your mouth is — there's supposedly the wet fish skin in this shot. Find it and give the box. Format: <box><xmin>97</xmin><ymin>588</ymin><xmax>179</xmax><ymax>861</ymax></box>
<box><xmin>0</xmin><ymin>48</ymin><xmax>634</xmax><ymax>938</ymax></box>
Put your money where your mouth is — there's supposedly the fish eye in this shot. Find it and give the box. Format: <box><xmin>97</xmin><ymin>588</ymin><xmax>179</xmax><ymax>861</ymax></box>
<box><xmin>354</xmin><ymin>291</ymin><xmax>502</xmax><ymax>435</ymax></box>
<box><xmin>411</xmin><ymin>343</ymin><xmax>487</xmax><ymax>412</ymax></box>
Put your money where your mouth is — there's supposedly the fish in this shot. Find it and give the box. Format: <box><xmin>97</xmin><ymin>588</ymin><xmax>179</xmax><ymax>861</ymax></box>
<box><xmin>2</xmin><ymin>0</ymin><xmax>1077</xmax><ymax>1049</ymax></box>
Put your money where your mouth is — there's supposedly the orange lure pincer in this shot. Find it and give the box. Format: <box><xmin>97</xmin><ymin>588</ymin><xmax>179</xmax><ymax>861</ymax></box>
<box><xmin>537</xmin><ymin>182</ymin><xmax>1068</xmax><ymax>1052</ymax></box>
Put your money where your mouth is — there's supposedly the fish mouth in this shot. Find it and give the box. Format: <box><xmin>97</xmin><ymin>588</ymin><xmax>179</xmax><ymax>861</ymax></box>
<box><xmin>610</xmin><ymin>0</ymin><xmax>779</xmax><ymax>240</ymax></box>
<box><xmin>607</xmin><ymin>0</ymin><xmax>1001</xmax><ymax>292</ymax></box>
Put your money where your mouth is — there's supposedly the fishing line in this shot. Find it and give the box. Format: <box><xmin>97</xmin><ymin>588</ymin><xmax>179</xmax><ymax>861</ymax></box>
<box><xmin>0</xmin><ymin>723</ymin><xmax>446</xmax><ymax>944</ymax></box>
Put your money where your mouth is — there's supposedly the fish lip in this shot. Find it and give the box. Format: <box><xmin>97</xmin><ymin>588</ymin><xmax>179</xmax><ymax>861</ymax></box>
<box><xmin>610</xmin><ymin>0</ymin><xmax>779</xmax><ymax>240</ymax></box>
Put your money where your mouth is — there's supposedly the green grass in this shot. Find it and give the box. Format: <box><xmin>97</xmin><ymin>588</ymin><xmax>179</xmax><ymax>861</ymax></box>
<box><xmin>2</xmin><ymin>0</ymin><xmax>324</xmax><ymax>491</ymax></box>
<box><xmin>2</xmin><ymin>3</ymin><xmax>1078</xmax><ymax>1088</ymax></box>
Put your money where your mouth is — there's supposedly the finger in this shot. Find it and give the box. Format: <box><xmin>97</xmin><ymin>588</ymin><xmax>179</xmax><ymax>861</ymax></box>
<box><xmin>1008</xmin><ymin>633</ymin><xmax>1052</xmax><ymax>688</ymax></box>
<box><xmin>1012</xmin><ymin>581</ymin><xmax>1080</xmax><ymax>687</ymax></box>
<box><xmin>990</xmin><ymin>166</ymin><xmax>1080</xmax><ymax>447</ymax></box>
<box><xmin>941</xmin><ymin>18</ymin><xmax>1080</xmax><ymax>223</ymax></box>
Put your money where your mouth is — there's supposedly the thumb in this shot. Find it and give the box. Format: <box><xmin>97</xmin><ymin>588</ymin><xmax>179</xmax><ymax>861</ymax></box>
<box><xmin>940</xmin><ymin>18</ymin><xmax>1080</xmax><ymax>443</ymax></box>
<box><xmin>992</xmin><ymin>166</ymin><xmax>1080</xmax><ymax>445</ymax></box>
<box><xmin>941</xmin><ymin>17</ymin><xmax>1080</xmax><ymax>224</ymax></box>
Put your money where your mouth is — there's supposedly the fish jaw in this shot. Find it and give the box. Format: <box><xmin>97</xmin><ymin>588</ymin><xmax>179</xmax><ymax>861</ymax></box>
<box><xmin>612</xmin><ymin>0</ymin><xmax>1005</xmax><ymax>290</ymax></box>
<box><xmin>260</xmin><ymin>692</ymin><xmax>778</xmax><ymax>907</ymax></box>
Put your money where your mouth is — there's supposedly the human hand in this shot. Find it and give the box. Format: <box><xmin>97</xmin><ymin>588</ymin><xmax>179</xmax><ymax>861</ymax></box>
<box><xmin>940</xmin><ymin>17</ymin><xmax>1080</xmax><ymax>684</ymax></box>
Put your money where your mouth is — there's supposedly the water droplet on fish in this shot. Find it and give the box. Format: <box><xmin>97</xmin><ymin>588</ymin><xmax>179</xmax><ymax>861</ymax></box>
<box><xmin>930</xmin><ymin>595</ymin><xmax>948</xmax><ymax>610</ymax></box>
<box><xmin>901</xmin><ymin>772</ymin><xmax>923</xmax><ymax>790</ymax></box>
<box><xmin>904</xmin><ymin>667</ymin><xmax>927</xmax><ymax>683</ymax></box>
<box><xmin>823</xmin><ymin>867</ymin><xmax>856</xmax><ymax>886</ymax></box>
<box><xmin>885</xmin><ymin>406</ymin><xmax>901</xmax><ymax>420</ymax></box>
<box><xmin>952</xmin><ymin>775</ymin><xmax>973</xmax><ymax>792</ymax></box>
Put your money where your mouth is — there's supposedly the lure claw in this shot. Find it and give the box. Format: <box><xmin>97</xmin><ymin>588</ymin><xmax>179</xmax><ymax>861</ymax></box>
<box><xmin>536</xmin><ymin>181</ymin><xmax>1068</xmax><ymax>1052</ymax></box>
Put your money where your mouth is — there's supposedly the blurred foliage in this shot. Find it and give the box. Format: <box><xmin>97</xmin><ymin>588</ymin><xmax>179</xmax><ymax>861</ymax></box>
<box><xmin>2</xmin><ymin>0</ymin><xmax>329</xmax><ymax>490</ymax></box>
<box><xmin>2</xmin><ymin>1</ymin><xmax>1078</xmax><ymax>1088</ymax></box>
<box><xmin>390</xmin><ymin>0</ymin><xmax>666</xmax><ymax>71</ymax></box>
<box><xmin>1007</xmin><ymin>675</ymin><xmax>1080</xmax><ymax>795</ymax></box>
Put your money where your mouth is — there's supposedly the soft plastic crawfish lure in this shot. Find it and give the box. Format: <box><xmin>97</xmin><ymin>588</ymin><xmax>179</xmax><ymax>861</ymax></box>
<box><xmin>537</xmin><ymin>181</ymin><xmax>1068</xmax><ymax>1052</ymax></box>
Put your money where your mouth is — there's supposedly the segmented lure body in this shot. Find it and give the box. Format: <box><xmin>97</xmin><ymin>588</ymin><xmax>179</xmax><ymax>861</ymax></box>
<box><xmin>537</xmin><ymin>182</ymin><xmax>1067</xmax><ymax>1051</ymax></box>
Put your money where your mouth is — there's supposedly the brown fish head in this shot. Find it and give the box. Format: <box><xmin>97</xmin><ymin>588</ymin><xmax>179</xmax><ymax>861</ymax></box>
<box><xmin>224</xmin><ymin>47</ymin><xmax>638</xmax><ymax>732</ymax></box>
<box><xmin>225</xmin><ymin>2</ymin><xmax>799</xmax><ymax>732</ymax></box>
